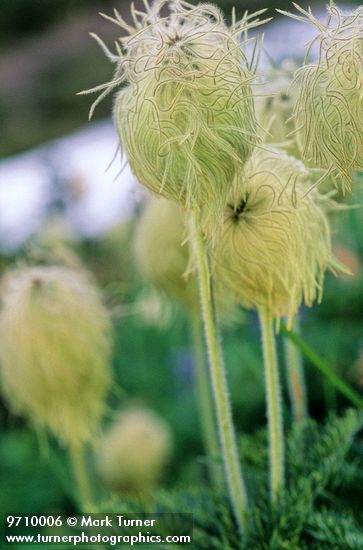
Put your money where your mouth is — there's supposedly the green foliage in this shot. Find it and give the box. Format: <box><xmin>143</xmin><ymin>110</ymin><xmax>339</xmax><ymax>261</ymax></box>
<box><xmin>93</xmin><ymin>411</ymin><xmax>363</xmax><ymax>549</ymax></box>
<box><xmin>0</xmin><ymin>430</ymin><xmax>68</xmax><ymax>514</ymax></box>
<box><xmin>248</xmin><ymin>410</ymin><xmax>363</xmax><ymax>549</ymax></box>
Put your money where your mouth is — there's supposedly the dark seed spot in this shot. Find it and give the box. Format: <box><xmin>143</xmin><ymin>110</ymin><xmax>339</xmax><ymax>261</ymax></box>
<box><xmin>228</xmin><ymin>197</ymin><xmax>248</xmax><ymax>223</ymax></box>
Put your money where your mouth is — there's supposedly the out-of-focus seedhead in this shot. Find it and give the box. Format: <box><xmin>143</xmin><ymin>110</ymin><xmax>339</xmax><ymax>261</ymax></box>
<box><xmin>133</xmin><ymin>196</ymin><xmax>198</xmax><ymax>312</ymax></box>
<box><xmin>255</xmin><ymin>60</ymin><xmax>299</xmax><ymax>156</ymax></box>
<box><xmin>96</xmin><ymin>408</ymin><xmax>173</xmax><ymax>493</ymax></box>
<box><xmin>0</xmin><ymin>266</ymin><xmax>112</xmax><ymax>446</ymax></box>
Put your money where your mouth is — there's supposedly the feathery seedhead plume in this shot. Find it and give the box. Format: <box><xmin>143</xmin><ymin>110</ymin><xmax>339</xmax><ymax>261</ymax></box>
<box><xmin>96</xmin><ymin>408</ymin><xmax>173</xmax><ymax>492</ymax></box>
<box><xmin>82</xmin><ymin>1</ymin><xmax>269</xmax><ymax>228</ymax></box>
<box><xmin>0</xmin><ymin>266</ymin><xmax>112</xmax><ymax>445</ymax></box>
<box><xmin>277</xmin><ymin>3</ymin><xmax>363</xmax><ymax>188</ymax></box>
<box><xmin>133</xmin><ymin>196</ymin><xmax>198</xmax><ymax>311</ymax></box>
<box><xmin>212</xmin><ymin>148</ymin><xmax>343</xmax><ymax>325</ymax></box>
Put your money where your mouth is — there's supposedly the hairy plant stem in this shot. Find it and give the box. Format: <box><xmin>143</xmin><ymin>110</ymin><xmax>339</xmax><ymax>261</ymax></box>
<box><xmin>258</xmin><ymin>307</ymin><xmax>285</xmax><ymax>500</ymax></box>
<box><xmin>69</xmin><ymin>441</ymin><xmax>94</xmax><ymax>511</ymax></box>
<box><xmin>284</xmin><ymin>315</ymin><xmax>308</xmax><ymax>422</ymax></box>
<box><xmin>190</xmin><ymin>312</ymin><xmax>223</xmax><ymax>487</ymax></box>
<box><xmin>191</xmin><ymin>212</ymin><xmax>248</xmax><ymax>535</ymax></box>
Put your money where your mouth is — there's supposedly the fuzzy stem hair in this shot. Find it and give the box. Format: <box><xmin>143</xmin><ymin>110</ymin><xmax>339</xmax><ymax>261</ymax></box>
<box><xmin>190</xmin><ymin>312</ymin><xmax>223</xmax><ymax>488</ymax></box>
<box><xmin>258</xmin><ymin>307</ymin><xmax>285</xmax><ymax>500</ymax></box>
<box><xmin>191</xmin><ymin>212</ymin><xmax>248</xmax><ymax>535</ymax></box>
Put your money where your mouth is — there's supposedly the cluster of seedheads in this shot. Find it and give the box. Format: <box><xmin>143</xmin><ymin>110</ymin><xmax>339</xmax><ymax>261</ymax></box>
<box><xmin>0</xmin><ymin>0</ymin><xmax>361</xmax><ymax>539</ymax></box>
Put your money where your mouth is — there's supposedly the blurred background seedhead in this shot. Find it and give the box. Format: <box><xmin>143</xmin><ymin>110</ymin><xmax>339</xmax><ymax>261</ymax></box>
<box><xmin>96</xmin><ymin>407</ymin><xmax>173</xmax><ymax>494</ymax></box>
<box><xmin>133</xmin><ymin>197</ymin><xmax>199</xmax><ymax>313</ymax></box>
<box><xmin>0</xmin><ymin>265</ymin><xmax>112</xmax><ymax>446</ymax></box>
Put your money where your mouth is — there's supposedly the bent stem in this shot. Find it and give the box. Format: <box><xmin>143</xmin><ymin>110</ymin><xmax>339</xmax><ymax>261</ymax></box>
<box><xmin>191</xmin><ymin>212</ymin><xmax>248</xmax><ymax>536</ymax></box>
<box><xmin>190</xmin><ymin>312</ymin><xmax>223</xmax><ymax>488</ymax></box>
<box><xmin>284</xmin><ymin>315</ymin><xmax>308</xmax><ymax>422</ymax></box>
<box><xmin>258</xmin><ymin>307</ymin><xmax>285</xmax><ymax>500</ymax></box>
<box><xmin>69</xmin><ymin>441</ymin><xmax>94</xmax><ymax>511</ymax></box>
